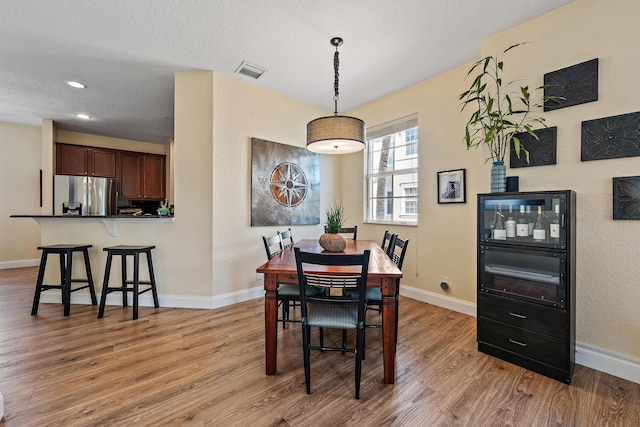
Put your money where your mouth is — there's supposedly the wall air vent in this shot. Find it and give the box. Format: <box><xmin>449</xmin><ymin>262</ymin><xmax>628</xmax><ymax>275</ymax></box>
<box><xmin>235</xmin><ymin>61</ymin><xmax>267</xmax><ymax>79</ymax></box>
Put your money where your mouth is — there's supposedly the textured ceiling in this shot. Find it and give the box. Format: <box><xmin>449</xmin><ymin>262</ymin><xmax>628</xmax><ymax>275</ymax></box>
<box><xmin>0</xmin><ymin>0</ymin><xmax>572</xmax><ymax>144</ymax></box>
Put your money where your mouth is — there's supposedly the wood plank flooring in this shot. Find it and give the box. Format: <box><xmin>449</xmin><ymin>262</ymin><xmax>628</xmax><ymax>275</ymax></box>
<box><xmin>0</xmin><ymin>266</ymin><xmax>638</xmax><ymax>426</ymax></box>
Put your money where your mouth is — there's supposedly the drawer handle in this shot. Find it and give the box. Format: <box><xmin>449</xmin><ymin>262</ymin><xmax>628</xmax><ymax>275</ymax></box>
<box><xmin>509</xmin><ymin>338</ymin><xmax>528</xmax><ymax>347</ymax></box>
<box><xmin>509</xmin><ymin>311</ymin><xmax>527</xmax><ymax>319</ymax></box>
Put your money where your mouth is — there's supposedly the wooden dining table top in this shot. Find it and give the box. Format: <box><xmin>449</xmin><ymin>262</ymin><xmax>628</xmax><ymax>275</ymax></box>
<box><xmin>256</xmin><ymin>239</ymin><xmax>403</xmax><ymax>279</ymax></box>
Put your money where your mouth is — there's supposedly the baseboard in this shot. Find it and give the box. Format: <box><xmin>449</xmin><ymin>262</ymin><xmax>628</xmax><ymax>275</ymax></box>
<box><xmin>0</xmin><ymin>259</ymin><xmax>39</xmax><ymax>269</ymax></box>
<box><xmin>575</xmin><ymin>343</ymin><xmax>640</xmax><ymax>384</ymax></box>
<box><xmin>38</xmin><ymin>285</ymin><xmax>265</xmax><ymax>310</ymax></box>
<box><xmin>400</xmin><ymin>284</ymin><xmax>639</xmax><ymax>385</ymax></box>
<box><xmin>399</xmin><ymin>284</ymin><xmax>477</xmax><ymax>317</ymax></box>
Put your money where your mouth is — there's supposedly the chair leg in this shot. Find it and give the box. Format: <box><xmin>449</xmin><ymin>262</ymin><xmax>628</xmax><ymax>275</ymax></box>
<box><xmin>302</xmin><ymin>324</ymin><xmax>312</xmax><ymax>394</ymax></box>
<box><xmin>362</xmin><ymin>324</ymin><xmax>366</xmax><ymax>360</ymax></box>
<box><xmin>342</xmin><ymin>329</ymin><xmax>347</xmax><ymax>355</ymax></box>
<box><xmin>355</xmin><ymin>326</ymin><xmax>364</xmax><ymax>399</ymax></box>
<box><xmin>282</xmin><ymin>300</ymin><xmax>289</xmax><ymax>329</ymax></box>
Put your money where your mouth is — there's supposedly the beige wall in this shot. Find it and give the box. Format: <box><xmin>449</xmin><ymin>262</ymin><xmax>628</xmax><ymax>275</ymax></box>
<box><xmin>345</xmin><ymin>0</ymin><xmax>640</xmax><ymax>361</ymax></box>
<box><xmin>0</xmin><ymin>122</ymin><xmax>42</xmax><ymax>264</ymax></box>
<box><xmin>211</xmin><ymin>72</ymin><xmax>338</xmax><ymax>295</ymax></box>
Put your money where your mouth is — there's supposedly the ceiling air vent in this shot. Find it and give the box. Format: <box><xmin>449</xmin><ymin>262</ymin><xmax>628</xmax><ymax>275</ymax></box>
<box><xmin>235</xmin><ymin>61</ymin><xmax>267</xmax><ymax>79</ymax></box>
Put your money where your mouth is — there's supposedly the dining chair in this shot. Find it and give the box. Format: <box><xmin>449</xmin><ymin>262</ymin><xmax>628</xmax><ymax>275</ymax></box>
<box><xmin>381</xmin><ymin>229</ymin><xmax>396</xmax><ymax>258</ymax></box>
<box><xmin>262</xmin><ymin>233</ymin><xmax>323</xmax><ymax>329</ymax></box>
<box><xmin>324</xmin><ymin>225</ymin><xmax>358</xmax><ymax>240</ymax></box>
<box><xmin>345</xmin><ymin>234</ymin><xmax>409</xmax><ymax>356</ymax></box>
<box><xmin>294</xmin><ymin>247</ymin><xmax>370</xmax><ymax>399</ymax></box>
<box><xmin>279</xmin><ymin>228</ymin><xmax>294</xmax><ymax>249</ymax></box>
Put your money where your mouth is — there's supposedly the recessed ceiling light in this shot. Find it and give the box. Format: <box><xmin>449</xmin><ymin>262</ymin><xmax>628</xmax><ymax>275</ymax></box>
<box><xmin>67</xmin><ymin>81</ymin><xmax>86</xmax><ymax>89</ymax></box>
<box><xmin>76</xmin><ymin>113</ymin><xmax>92</xmax><ymax>119</ymax></box>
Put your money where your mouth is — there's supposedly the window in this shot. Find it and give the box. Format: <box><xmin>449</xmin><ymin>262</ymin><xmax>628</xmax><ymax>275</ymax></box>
<box><xmin>365</xmin><ymin>115</ymin><xmax>418</xmax><ymax>224</ymax></box>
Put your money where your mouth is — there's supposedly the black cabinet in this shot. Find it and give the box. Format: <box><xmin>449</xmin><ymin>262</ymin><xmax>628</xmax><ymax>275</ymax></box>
<box><xmin>476</xmin><ymin>190</ymin><xmax>576</xmax><ymax>383</ymax></box>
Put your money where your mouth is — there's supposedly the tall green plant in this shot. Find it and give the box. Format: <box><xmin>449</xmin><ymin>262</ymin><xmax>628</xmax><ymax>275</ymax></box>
<box><xmin>459</xmin><ymin>43</ymin><xmax>553</xmax><ymax>163</ymax></box>
<box><xmin>324</xmin><ymin>199</ymin><xmax>346</xmax><ymax>234</ymax></box>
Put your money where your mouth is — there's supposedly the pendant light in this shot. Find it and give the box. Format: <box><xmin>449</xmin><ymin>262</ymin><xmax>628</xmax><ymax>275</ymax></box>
<box><xmin>307</xmin><ymin>37</ymin><xmax>365</xmax><ymax>154</ymax></box>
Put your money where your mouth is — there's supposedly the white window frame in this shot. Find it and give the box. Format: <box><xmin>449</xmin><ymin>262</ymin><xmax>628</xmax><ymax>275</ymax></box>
<box><xmin>364</xmin><ymin>114</ymin><xmax>418</xmax><ymax>225</ymax></box>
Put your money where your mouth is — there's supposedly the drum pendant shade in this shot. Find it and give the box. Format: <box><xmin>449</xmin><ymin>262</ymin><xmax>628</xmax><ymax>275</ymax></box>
<box><xmin>306</xmin><ymin>37</ymin><xmax>365</xmax><ymax>155</ymax></box>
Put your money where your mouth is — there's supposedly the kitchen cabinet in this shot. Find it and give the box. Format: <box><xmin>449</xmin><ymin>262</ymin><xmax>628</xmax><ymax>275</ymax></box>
<box><xmin>476</xmin><ymin>190</ymin><xmax>576</xmax><ymax>384</ymax></box>
<box><xmin>119</xmin><ymin>152</ymin><xmax>165</xmax><ymax>200</ymax></box>
<box><xmin>55</xmin><ymin>143</ymin><xmax>117</xmax><ymax>178</ymax></box>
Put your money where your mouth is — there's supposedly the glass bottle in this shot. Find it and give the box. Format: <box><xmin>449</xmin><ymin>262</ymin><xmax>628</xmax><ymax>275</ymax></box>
<box><xmin>493</xmin><ymin>203</ymin><xmax>506</xmax><ymax>240</ymax></box>
<box><xmin>549</xmin><ymin>203</ymin><xmax>561</xmax><ymax>242</ymax></box>
<box><xmin>533</xmin><ymin>205</ymin><xmax>546</xmax><ymax>241</ymax></box>
<box><xmin>516</xmin><ymin>205</ymin><xmax>529</xmax><ymax>237</ymax></box>
<box><xmin>505</xmin><ymin>204</ymin><xmax>516</xmax><ymax>238</ymax></box>
<box><xmin>526</xmin><ymin>205</ymin><xmax>534</xmax><ymax>236</ymax></box>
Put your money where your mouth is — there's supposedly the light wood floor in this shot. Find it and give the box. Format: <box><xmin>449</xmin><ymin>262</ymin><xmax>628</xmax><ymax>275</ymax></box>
<box><xmin>0</xmin><ymin>267</ymin><xmax>638</xmax><ymax>426</ymax></box>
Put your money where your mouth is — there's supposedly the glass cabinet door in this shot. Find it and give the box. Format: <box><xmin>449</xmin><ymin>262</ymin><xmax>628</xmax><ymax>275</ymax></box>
<box><xmin>479</xmin><ymin>245</ymin><xmax>567</xmax><ymax>308</ymax></box>
<box><xmin>478</xmin><ymin>192</ymin><xmax>568</xmax><ymax>249</ymax></box>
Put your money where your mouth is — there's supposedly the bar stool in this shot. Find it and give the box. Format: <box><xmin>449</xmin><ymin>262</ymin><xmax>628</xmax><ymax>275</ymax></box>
<box><xmin>31</xmin><ymin>244</ymin><xmax>98</xmax><ymax>316</ymax></box>
<box><xmin>98</xmin><ymin>245</ymin><xmax>160</xmax><ymax>320</ymax></box>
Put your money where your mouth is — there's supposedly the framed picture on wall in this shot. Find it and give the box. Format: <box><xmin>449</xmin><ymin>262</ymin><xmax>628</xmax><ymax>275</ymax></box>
<box><xmin>437</xmin><ymin>169</ymin><xmax>466</xmax><ymax>204</ymax></box>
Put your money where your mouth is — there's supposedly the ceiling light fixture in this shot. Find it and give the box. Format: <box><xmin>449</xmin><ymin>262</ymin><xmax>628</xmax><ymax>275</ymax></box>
<box><xmin>66</xmin><ymin>81</ymin><xmax>86</xmax><ymax>89</ymax></box>
<box><xmin>76</xmin><ymin>113</ymin><xmax>92</xmax><ymax>119</ymax></box>
<box><xmin>306</xmin><ymin>37</ymin><xmax>365</xmax><ymax>154</ymax></box>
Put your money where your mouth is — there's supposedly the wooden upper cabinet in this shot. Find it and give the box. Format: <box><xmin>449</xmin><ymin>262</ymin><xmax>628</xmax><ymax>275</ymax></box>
<box><xmin>119</xmin><ymin>152</ymin><xmax>143</xmax><ymax>199</ymax></box>
<box><xmin>56</xmin><ymin>144</ymin><xmax>88</xmax><ymax>175</ymax></box>
<box><xmin>142</xmin><ymin>155</ymin><xmax>165</xmax><ymax>200</ymax></box>
<box><xmin>118</xmin><ymin>152</ymin><xmax>166</xmax><ymax>200</ymax></box>
<box><xmin>89</xmin><ymin>148</ymin><xmax>117</xmax><ymax>178</ymax></box>
<box><xmin>55</xmin><ymin>143</ymin><xmax>117</xmax><ymax>178</ymax></box>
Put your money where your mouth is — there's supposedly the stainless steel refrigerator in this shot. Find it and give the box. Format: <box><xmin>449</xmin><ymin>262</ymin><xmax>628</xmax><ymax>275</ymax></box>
<box><xmin>53</xmin><ymin>175</ymin><xmax>117</xmax><ymax>216</ymax></box>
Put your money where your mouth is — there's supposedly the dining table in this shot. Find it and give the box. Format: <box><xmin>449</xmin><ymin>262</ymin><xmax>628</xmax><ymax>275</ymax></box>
<box><xmin>256</xmin><ymin>239</ymin><xmax>403</xmax><ymax>384</ymax></box>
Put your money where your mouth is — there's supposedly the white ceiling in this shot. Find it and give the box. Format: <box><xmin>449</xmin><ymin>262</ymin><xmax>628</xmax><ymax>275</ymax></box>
<box><xmin>0</xmin><ymin>0</ymin><xmax>572</xmax><ymax>144</ymax></box>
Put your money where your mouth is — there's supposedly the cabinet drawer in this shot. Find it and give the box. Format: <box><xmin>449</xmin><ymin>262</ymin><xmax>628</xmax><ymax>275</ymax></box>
<box><xmin>478</xmin><ymin>317</ymin><xmax>567</xmax><ymax>368</ymax></box>
<box><xmin>478</xmin><ymin>293</ymin><xmax>567</xmax><ymax>339</ymax></box>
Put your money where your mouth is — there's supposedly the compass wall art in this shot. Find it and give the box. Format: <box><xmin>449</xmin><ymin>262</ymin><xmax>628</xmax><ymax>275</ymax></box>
<box><xmin>251</xmin><ymin>137</ymin><xmax>320</xmax><ymax>226</ymax></box>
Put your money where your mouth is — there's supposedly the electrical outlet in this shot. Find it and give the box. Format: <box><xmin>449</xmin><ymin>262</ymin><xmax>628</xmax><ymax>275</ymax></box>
<box><xmin>256</xmin><ymin>272</ymin><xmax>264</xmax><ymax>281</ymax></box>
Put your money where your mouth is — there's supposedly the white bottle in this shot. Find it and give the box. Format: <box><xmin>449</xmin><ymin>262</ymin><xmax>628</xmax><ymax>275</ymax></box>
<box><xmin>533</xmin><ymin>205</ymin><xmax>546</xmax><ymax>241</ymax></box>
<box><xmin>549</xmin><ymin>204</ymin><xmax>560</xmax><ymax>242</ymax></box>
<box><xmin>516</xmin><ymin>205</ymin><xmax>529</xmax><ymax>237</ymax></box>
<box><xmin>526</xmin><ymin>205</ymin><xmax>534</xmax><ymax>236</ymax></box>
<box><xmin>505</xmin><ymin>204</ymin><xmax>516</xmax><ymax>238</ymax></box>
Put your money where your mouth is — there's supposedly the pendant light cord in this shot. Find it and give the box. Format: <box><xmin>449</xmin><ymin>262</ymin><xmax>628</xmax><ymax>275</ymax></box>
<box><xmin>333</xmin><ymin>45</ymin><xmax>340</xmax><ymax>115</ymax></box>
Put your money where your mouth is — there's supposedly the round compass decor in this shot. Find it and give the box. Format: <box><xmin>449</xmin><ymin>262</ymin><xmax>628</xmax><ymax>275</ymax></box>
<box><xmin>269</xmin><ymin>162</ymin><xmax>309</xmax><ymax>207</ymax></box>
